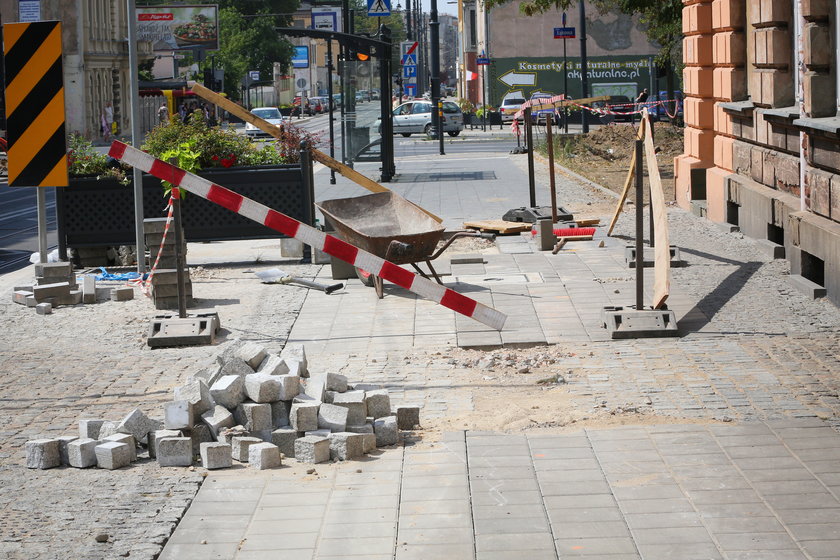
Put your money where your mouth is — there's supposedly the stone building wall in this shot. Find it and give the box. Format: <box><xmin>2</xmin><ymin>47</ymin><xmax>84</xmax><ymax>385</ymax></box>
<box><xmin>676</xmin><ymin>0</ymin><xmax>840</xmax><ymax>305</ymax></box>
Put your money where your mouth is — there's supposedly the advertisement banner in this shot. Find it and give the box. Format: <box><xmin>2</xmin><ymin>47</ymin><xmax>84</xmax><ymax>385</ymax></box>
<box><xmin>137</xmin><ymin>5</ymin><xmax>219</xmax><ymax>52</ymax></box>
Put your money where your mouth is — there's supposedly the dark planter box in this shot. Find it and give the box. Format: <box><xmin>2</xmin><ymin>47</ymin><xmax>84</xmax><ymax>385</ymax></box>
<box><xmin>57</xmin><ymin>164</ymin><xmax>313</xmax><ymax>254</ymax></box>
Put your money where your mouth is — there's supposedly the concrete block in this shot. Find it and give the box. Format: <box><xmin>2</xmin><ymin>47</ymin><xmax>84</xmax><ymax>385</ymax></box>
<box><xmin>201</xmin><ymin>406</ymin><xmax>235</xmax><ymax>438</ymax></box>
<box><xmin>234</xmin><ymin>402</ymin><xmax>272</xmax><ymax>431</ymax></box>
<box><xmin>200</xmin><ymin>442</ymin><xmax>232</xmax><ymax>470</ymax></box>
<box><xmin>95</xmin><ymin>441</ymin><xmax>132</xmax><ymax>470</ymax></box>
<box><xmin>149</xmin><ymin>429</ymin><xmax>181</xmax><ymax>459</ymax></box>
<box><xmin>12</xmin><ymin>290</ymin><xmax>32</xmax><ymax>305</ymax></box>
<box><xmin>67</xmin><ymin>438</ymin><xmax>99</xmax><ymax>468</ymax></box>
<box><xmin>35</xmin><ymin>302</ymin><xmax>52</xmax><ymax>315</ymax></box>
<box><xmin>271</xmin><ymin>401</ymin><xmax>291</xmax><ymax>428</ymax></box>
<box><xmin>294</xmin><ymin>436</ymin><xmax>330</xmax><ymax>464</ymax></box>
<box><xmin>219</xmin><ymin>357</ymin><xmax>254</xmax><ymax>377</ymax></box>
<box><xmin>110</xmin><ymin>286</ymin><xmax>134</xmax><ymax>301</ymax></box>
<box><xmin>289</xmin><ymin>402</ymin><xmax>319</xmax><ymax>432</ymax></box>
<box><xmin>102</xmin><ymin>433</ymin><xmax>137</xmax><ymax>462</ymax></box>
<box><xmin>218</xmin><ymin>426</ymin><xmax>249</xmax><ymax>446</ymax></box>
<box><xmin>244</xmin><ymin>373</ymin><xmax>281</xmax><ymax>403</ymax></box>
<box><xmin>164</xmin><ymin>400</ymin><xmax>194</xmax><ymax>430</ymax></box>
<box><xmin>210</xmin><ymin>375</ymin><xmax>245</xmax><ymax>410</ymax></box>
<box><xmin>277</xmin><ymin>375</ymin><xmax>300</xmax><ymax>400</ymax></box>
<box><xmin>249</xmin><ymin>442</ymin><xmax>282</xmax><ymax>469</ymax></box>
<box><xmin>25</xmin><ymin>439</ymin><xmax>61</xmax><ymax>469</ymax></box>
<box><xmin>174</xmin><ymin>378</ymin><xmax>214</xmax><ymax>416</ymax></box>
<box><xmin>374</xmin><ymin>416</ymin><xmax>399</xmax><ymax>447</ymax></box>
<box><xmin>280</xmin><ymin>237</ymin><xmax>303</xmax><ymax>258</ymax></box>
<box><xmin>79</xmin><ymin>419</ymin><xmax>105</xmax><ymax>440</ymax></box>
<box><xmin>33</xmin><ymin>282</ymin><xmax>70</xmax><ymax>301</ymax></box>
<box><xmin>231</xmin><ymin>436</ymin><xmax>263</xmax><ymax>462</ymax></box>
<box><xmin>118</xmin><ymin>408</ymin><xmax>159</xmax><ymax>443</ymax></box>
<box><xmin>190</xmin><ymin>424</ymin><xmax>214</xmax><ymax>456</ymax></box>
<box><xmin>82</xmin><ymin>275</ymin><xmax>96</xmax><ymax>304</ymax></box>
<box><xmin>304</xmin><ymin>376</ymin><xmax>326</xmax><ymax>402</ymax></box>
<box><xmin>280</xmin><ymin>344</ymin><xmax>308</xmax><ymax>378</ymax></box>
<box><xmin>270</xmin><ymin>427</ymin><xmax>298</xmax><ymax>458</ymax></box>
<box><xmin>97</xmin><ymin>421</ymin><xmax>119</xmax><ymax>439</ymax></box>
<box><xmin>35</xmin><ymin>262</ymin><xmax>72</xmax><ymax>278</ymax></box>
<box><xmin>365</xmin><ymin>390</ymin><xmax>392</xmax><ymax>419</ymax></box>
<box><xmin>318</xmin><ymin>403</ymin><xmax>349</xmax><ymax>432</ymax></box>
<box><xmin>157</xmin><ymin>437</ymin><xmax>193</xmax><ymax>467</ymax></box>
<box><xmin>347</xmin><ymin>424</ymin><xmax>374</xmax><ymax>434</ymax></box>
<box><xmin>257</xmin><ymin>354</ymin><xmax>289</xmax><ymax>376</ymax></box>
<box><xmin>56</xmin><ymin>435</ymin><xmax>78</xmax><ymax>465</ymax></box>
<box><xmin>361</xmin><ymin>433</ymin><xmax>377</xmax><ymax>454</ymax></box>
<box><xmin>55</xmin><ymin>290</ymin><xmax>82</xmax><ymax>306</ymax></box>
<box><xmin>237</xmin><ymin>342</ymin><xmax>267</xmax><ymax>370</ymax></box>
<box><xmin>396</xmin><ymin>406</ymin><xmax>421</xmax><ymax>430</ymax></box>
<box><xmin>328</xmin><ymin>432</ymin><xmax>364</xmax><ymax>461</ymax></box>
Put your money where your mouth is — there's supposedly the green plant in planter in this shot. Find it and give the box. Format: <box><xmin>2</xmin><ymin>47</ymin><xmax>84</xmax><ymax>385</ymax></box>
<box><xmin>159</xmin><ymin>139</ymin><xmax>201</xmax><ymax>197</ymax></box>
<box><xmin>457</xmin><ymin>98</ymin><xmax>476</xmax><ymax>113</ymax></box>
<box><xmin>67</xmin><ymin>133</ymin><xmax>130</xmax><ymax>184</ymax></box>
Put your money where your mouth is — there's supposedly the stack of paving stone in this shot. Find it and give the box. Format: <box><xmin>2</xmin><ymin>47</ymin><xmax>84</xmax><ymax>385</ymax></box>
<box><xmin>11</xmin><ymin>262</ymin><xmax>81</xmax><ymax>314</ymax></box>
<box><xmin>144</xmin><ymin>217</ymin><xmax>192</xmax><ymax>310</ymax></box>
<box><xmin>25</xmin><ymin>340</ymin><xmax>420</xmax><ymax>471</ymax></box>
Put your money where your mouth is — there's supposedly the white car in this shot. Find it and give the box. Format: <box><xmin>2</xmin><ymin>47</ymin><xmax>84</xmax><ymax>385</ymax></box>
<box><xmin>246</xmin><ymin>107</ymin><xmax>285</xmax><ymax>137</ymax></box>
<box><xmin>499</xmin><ymin>97</ymin><xmax>525</xmax><ymax>123</ymax></box>
<box><xmin>376</xmin><ymin>101</ymin><xmax>464</xmax><ymax>138</ymax></box>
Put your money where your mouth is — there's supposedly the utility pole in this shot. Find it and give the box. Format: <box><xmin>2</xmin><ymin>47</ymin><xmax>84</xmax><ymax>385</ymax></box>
<box><xmin>578</xmin><ymin>0</ymin><xmax>589</xmax><ymax>133</ymax></box>
<box><xmin>127</xmin><ymin>0</ymin><xmax>145</xmax><ymax>274</ymax></box>
<box><xmin>430</xmin><ymin>0</ymin><xmax>443</xmax><ymax>153</ymax></box>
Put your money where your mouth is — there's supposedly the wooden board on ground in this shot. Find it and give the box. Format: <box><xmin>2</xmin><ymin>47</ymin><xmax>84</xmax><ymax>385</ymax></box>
<box><xmin>188</xmin><ymin>82</ymin><xmax>442</xmax><ymax>224</ymax></box>
<box><xmin>464</xmin><ymin>220</ymin><xmax>532</xmax><ymax>234</ymax></box>
<box><xmin>574</xmin><ymin>218</ymin><xmax>601</xmax><ymax>227</ymax></box>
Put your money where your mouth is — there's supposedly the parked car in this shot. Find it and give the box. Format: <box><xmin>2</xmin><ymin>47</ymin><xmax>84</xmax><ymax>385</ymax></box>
<box><xmin>374</xmin><ymin>100</ymin><xmax>464</xmax><ymax>138</ymax></box>
<box><xmin>529</xmin><ymin>93</ymin><xmax>556</xmax><ymax>124</ymax></box>
<box><xmin>245</xmin><ymin>107</ymin><xmax>285</xmax><ymax>137</ymax></box>
<box><xmin>332</xmin><ymin>93</ymin><xmax>343</xmax><ymax>107</ymax></box>
<box><xmin>293</xmin><ymin>96</ymin><xmax>314</xmax><ymax>116</ymax></box>
<box><xmin>309</xmin><ymin>97</ymin><xmax>324</xmax><ymax>113</ymax></box>
<box><xmin>370</xmin><ymin>89</ymin><xmax>381</xmax><ymax>100</ymax></box>
<box><xmin>311</xmin><ymin>96</ymin><xmax>332</xmax><ymax>112</ymax></box>
<box><xmin>358</xmin><ymin>90</ymin><xmax>371</xmax><ymax>102</ymax></box>
<box><xmin>355</xmin><ymin>91</ymin><xmax>365</xmax><ymax>103</ymax></box>
<box><xmin>592</xmin><ymin>95</ymin><xmax>635</xmax><ymax>122</ymax></box>
<box><xmin>499</xmin><ymin>97</ymin><xmax>526</xmax><ymax>123</ymax></box>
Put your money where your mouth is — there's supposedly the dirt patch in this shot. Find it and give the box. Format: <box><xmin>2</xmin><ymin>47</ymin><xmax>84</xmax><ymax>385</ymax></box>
<box><xmin>537</xmin><ymin>122</ymin><xmax>684</xmax><ymax>204</ymax></box>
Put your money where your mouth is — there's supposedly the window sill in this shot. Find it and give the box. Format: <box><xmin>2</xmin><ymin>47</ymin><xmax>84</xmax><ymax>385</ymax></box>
<box><xmin>792</xmin><ymin>116</ymin><xmax>840</xmax><ymax>135</ymax></box>
<box><xmin>719</xmin><ymin>100</ymin><xmax>755</xmax><ymax>117</ymax></box>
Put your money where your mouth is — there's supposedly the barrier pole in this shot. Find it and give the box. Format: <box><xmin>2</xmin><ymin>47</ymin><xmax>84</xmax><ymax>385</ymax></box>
<box><xmin>525</xmin><ymin>107</ymin><xmax>536</xmax><ymax>208</ymax></box>
<box><xmin>546</xmin><ymin>113</ymin><xmax>557</xmax><ymax>223</ymax></box>
<box><xmin>635</xmin><ymin>139</ymin><xmax>644</xmax><ymax>310</ymax></box>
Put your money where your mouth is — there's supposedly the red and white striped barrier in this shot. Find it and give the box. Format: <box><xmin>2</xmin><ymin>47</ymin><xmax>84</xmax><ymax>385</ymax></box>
<box><xmin>108</xmin><ymin>141</ymin><xmax>508</xmax><ymax>331</ymax></box>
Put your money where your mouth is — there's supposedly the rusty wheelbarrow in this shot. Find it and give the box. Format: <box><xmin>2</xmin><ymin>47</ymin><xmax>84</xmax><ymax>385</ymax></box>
<box><xmin>317</xmin><ymin>191</ymin><xmax>495</xmax><ymax>298</ymax></box>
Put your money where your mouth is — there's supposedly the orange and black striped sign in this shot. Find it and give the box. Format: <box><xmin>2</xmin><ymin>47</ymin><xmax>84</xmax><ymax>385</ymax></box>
<box><xmin>3</xmin><ymin>21</ymin><xmax>68</xmax><ymax>187</ymax></box>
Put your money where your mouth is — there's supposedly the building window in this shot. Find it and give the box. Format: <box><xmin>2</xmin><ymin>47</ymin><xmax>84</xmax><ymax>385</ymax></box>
<box><xmin>469</xmin><ymin>8</ymin><xmax>477</xmax><ymax>50</ymax></box>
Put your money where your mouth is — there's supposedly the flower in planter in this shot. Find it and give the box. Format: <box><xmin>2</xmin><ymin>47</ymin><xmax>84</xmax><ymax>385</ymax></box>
<box><xmin>67</xmin><ymin>133</ymin><xmax>130</xmax><ymax>185</ymax></box>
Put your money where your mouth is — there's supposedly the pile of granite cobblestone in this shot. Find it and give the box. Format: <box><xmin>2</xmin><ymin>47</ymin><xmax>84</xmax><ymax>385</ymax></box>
<box><xmin>25</xmin><ymin>340</ymin><xmax>419</xmax><ymax>471</ymax></box>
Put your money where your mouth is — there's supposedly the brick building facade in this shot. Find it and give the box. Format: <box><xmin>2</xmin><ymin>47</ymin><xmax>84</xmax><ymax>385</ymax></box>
<box><xmin>676</xmin><ymin>0</ymin><xmax>840</xmax><ymax>305</ymax></box>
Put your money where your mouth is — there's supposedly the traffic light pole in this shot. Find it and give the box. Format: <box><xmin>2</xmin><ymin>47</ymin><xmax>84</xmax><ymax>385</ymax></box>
<box><xmin>430</xmin><ymin>0</ymin><xmax>443</xmax><ymax>153</ymax></box>
<box><xmin>378</xmin><ymin>25</ymin><xmax>395</xmax><ymax>181</ymax></box>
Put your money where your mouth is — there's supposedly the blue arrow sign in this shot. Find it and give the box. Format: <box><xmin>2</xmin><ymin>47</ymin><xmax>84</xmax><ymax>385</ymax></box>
<box><xmin>367</xmin><ymin>0</ymin><xmax>391</xmax><ymax>17</ymax></box>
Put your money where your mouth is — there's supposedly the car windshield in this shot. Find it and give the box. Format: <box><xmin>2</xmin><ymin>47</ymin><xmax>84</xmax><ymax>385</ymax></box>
<box><xmin>502</xmin><ymin>98</ymin><xmax>525</xmax><ymax>106</ymax></box>
<box><xmin>253</xmin><ymin>108</ymin><xmax>281</xmax><ymax>119</ymax></box>
<box><xmin>442</xmin><ymin>102</ymin><xmax>460</xmax><ymax>113</ymax></box>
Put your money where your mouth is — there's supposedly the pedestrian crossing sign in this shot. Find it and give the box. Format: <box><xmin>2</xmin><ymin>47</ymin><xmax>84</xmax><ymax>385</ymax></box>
<box><xmin>367</xmin><ymin>0</ymin><xmax>390</xmax><ymax>16</ymax></box>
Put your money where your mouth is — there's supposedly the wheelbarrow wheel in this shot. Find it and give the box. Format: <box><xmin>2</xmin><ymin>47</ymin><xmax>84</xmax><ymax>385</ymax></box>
<box><xmin>355</xmin><ymin>267</ymin><xmax>375</xmax><ymax>287</ymax></box>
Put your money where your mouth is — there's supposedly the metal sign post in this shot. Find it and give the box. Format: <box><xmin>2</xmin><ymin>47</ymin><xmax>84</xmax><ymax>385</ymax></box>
<box><xmin>477</xmin><ymin>51</ymin><xmax>490</xmax><ymax>131</ymax></box>
<box><xmin>554</xmin><ymin>12</ymin><xmax>575</xmax><ymax>134</ymax></box>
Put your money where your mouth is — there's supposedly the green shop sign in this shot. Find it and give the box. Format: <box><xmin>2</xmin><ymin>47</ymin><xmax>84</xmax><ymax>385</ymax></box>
<box><xmin>488</xmin><ymin>55</ymin><xmax>653</xmax><ymax>106</ymax></box>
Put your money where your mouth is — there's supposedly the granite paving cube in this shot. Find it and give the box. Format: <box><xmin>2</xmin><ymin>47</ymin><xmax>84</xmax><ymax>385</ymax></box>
<box><xmin>234</xmin><ymin>402</ymin><xmax>272</xmax><ymax>431</ymax></box>
<box><xmin>95</xmin><ymin>441</ymin><xmax>132</xmax><ymax>470</ymax></box>
<box><xmin>157</xmin><ymin>437</ymin><xmax>193</xmax><ymax>467</ymax></box>
<box><xmin>257</xmin><ymin>354</ymin><xmax>289</xmax><ymax>376</ymax></box>
<box><xmin>318</xmin><ymin>403</ymin><xmax>349</xmax><ymax>432</ymax></box>
<box><xmin>290</xmin><ymin>402</ymin><xmax>319</xmax><ymax>432</ymax></box>
<box><xmin>117</xmin><ymin>408</ymin><xmax>159</xmax><ymax>443</ymax></box>
<box><xmin>232</xmin><ymin>436</ymin><xmax>263</xmax><ymax>462</ymax></box>
<box><xmin>164</xmin><ymin>400</ymin><xmax>194</xmax><ymax>430</ymax></box>
<box><xmin>220</xmin><ymin>358</ymin><xmax>254</xmax><ymax>377</ymax></box>
<box><xmin>280</xmin><ymin>343</ymin><xmax>308</xmax><ymax>377</ymax></box>
<box><xmin>270</xmin><ymin>427</ymin><xmax>297</xmax><ymax>458</ymax></box>
<box><xmin>244</xmin><ymin>373</ymin><xmax>281</xmax><ymax>403</ymax></box>
<box><xmin>174</xmin><ymin>378</ymin><xmax>214</xmax><ymax>416</ymax></box>
<box><xmin>110</xmin><ymin>286</ymin><xmax>134</xmax><ymax>301</ymax></box>
<box><xmin>102</xmin><ymin>433</ymin><xmax>137</xmax><ymax>461</ymax></box>
<box><xmin>332</xmin><ymin>398</ymin><xmax>366</xmax><ymax>426</ymax></box>
<box><xmin>374</xmin><ymin>416</ymin><xmax>398</xmax><ymax>447</ymax></box>
<box><xmin>323</xmin><ymin>390</ymin><xmax>336</xmax><ymax>404</ymax></box>
<box><xmin>57</xmin><ymin>435</ymin><xmax>78</xmax><ymax>465</ymax></box>
<box><xmin>25</xmin><ymin>439</ymin><xmax>61</xmax><ymax>469</ymax></box>
<box><xmin>328</xmin><ymin>432</ymin><xmax>364</xmax><ymax>461</ymax></box>
<box><xmin>365</xmin><ymin>390</ymin><xmax>391</xmax><ymax>419</ymax></box>
<box><xmin>67</xmin><ymin>438</ymin><xmax>99</xmax><ymax>468</ymax></box>
<box><xmin>396</xmin><ymin>406</ymin><xmax>421</xmax><ymax>430</ymax></box>
<box><xmin>98</xmin><ymin>421</ymin><xmax>119</xmax><ymax>439</ymax></box>
<box><xmin>149</xmin><ymin>429</ymin><xmax>180</xmax><ymax>459</ymax></box>
<box><xmin>323</xmin><ymin>373</ymin><xmax>347</xmax><ymax>392</ymax></box>
<box><xmin>79</xmin><ymin>419</ymin><xmax>105</xmax><ymax>440</ymax></box>
<box><xmin>190</xmin><ymin>424</ymin><xmax>213</xmax><ymax>456</ymax></box>
<box><xmin>347</xmin><ymin>423</ymin><xmax>374</xmax><ymax>434</ymax></box>
<box><xmin>304</xmin><ymin>376</ymin><xmax>326</xmax><ymax>402</ymax></box>
<box><xmin>305</xmin><ymin>429</ymin><xmax>332</xmax><ymax>438</ymax></box>
<box><xmin>294</xmin><ymin>436</ymin><xmax>330</xmax><ymax>464</ymax></box>
<box><xmin>249</xmin><ymin>442</ymin><xmax>282</xmax><ymax>470</ymax></box>
<box><xmin>201</xmin><ymin>406</ymin><xmax>235</xmax><ymax>438</ymax></box>
<box><xmin>210</xmin><ymin>375</ymin><xmax>245</xmax><ymax>409</ymax></box>
<box><xmin>237</xmin><ymin>342</ymin><xmax>267</xmax><ymax>370</ymax></box>
<box><xmin>200</xmin><ymin>442</ymin><xmax>232</xmax><ymax>470</ymax></box>
<box><xmin>285</xmin><ymin>357</ymin><xmax>307</xmax><ymax>378</ymax></box>
<box><xmin>271</xmin><ymin>401</ymin><xmax>290</xmax><ymax>428</ymax></box>
<box><xmin>361</xmin><ymin>433</ymin><xmax>377</xmax><ymax>454</ymax></box>
<box><xmin>277</xmin><ymin>375</ymin><xmax>300</xmax><ymax>400</ymax></box>
<box><xmin>251</xmin><ymin>429</ymin><xmax>273</xmax><ymax>442</ymax></box>
<box><xmin>35</xmin><ymin>302</ymin><xmax>52</xmax><ymax>315</ymax></box>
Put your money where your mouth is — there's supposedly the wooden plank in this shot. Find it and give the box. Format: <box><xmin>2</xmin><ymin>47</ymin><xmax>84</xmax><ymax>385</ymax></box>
<box><xmin>463</xmin><ymin>220</ymin><xmax>532</xmax><ymax>234</ymax></box>
<box><xmin>607</xmin><ymin>118</ymin><xmax>647</xmax><ymax>237</ymax></box>
<box><xmin>573</xmin><ymin>218</ymin><xmax>601</xmax><ymax>227</ymax></box>
<box><xmin>188</xmin><ymin>83</ymin><xmax>443</xmax><ymax>223</ymax></box>
<box><xmin>642</xmin><ymin>110</ymin><xmax>671</xmax><ymax>309</ymax></box>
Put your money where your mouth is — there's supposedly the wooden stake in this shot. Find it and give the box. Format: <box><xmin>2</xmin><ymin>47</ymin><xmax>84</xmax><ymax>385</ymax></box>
<box><xmin>607</xmin><ymin>118</ymin><xmax>647</xmax><ymax>236</ymax></box>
